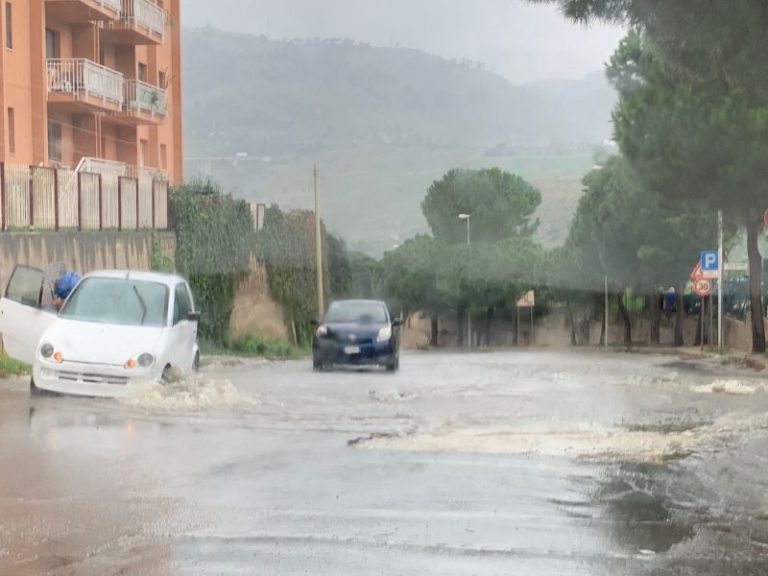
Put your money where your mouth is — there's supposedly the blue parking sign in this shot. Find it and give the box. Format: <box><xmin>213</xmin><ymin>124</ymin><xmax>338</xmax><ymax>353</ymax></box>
<box><xmin>701</xmin><ymin>250</ymin><xmax>718</xmax><ymax>272</ymax></box>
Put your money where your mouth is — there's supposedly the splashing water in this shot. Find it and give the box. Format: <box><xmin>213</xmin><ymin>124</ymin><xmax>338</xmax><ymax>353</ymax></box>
<box><xmin>691</xmin><ymin>379</ymin><xmax>759</xmax><ymax>395</ymax></box>
<box><xmin>122</xmin><ymin>374</ymin><xmax>261</xmax><ymax>412</ymax></box>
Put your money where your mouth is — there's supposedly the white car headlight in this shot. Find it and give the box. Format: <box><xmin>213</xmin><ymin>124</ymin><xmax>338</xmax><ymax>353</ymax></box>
<box><xmin>125</xmin><ymin>353</ymin><xmax>155</xmax><ymax>369</ymax></box>
<box><xmin>40</xmin><ymin>343</ymin><xmax>54</xmax><ymax>359</ymax></box>
<box><xmin>377</xmin><ymin>326</ymin><xmax>392</xmax><ymax>343</ymax></box>
<box><xmin>316</xmin><ymin>325</ymin><xmax>328</xmax><ymax>337</ymax></box>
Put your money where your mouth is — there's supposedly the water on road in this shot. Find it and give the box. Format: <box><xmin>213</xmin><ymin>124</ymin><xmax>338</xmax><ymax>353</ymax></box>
<box><xmin>1</xmin><ymin>350</ymin><xmax>768</xmax><ymax>575</ymax></box>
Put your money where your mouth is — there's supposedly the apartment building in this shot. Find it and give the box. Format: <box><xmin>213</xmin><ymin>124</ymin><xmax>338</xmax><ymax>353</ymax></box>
<box><xmin>0</xmin><ymin>0</ymin><xmax>182</xmax><ymax>185</ymax></box>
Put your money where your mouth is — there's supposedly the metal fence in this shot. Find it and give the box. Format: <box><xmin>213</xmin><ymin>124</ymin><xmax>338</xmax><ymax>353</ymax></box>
<box><xmin>0</xmin><ymin>162</ymin><xmax>170</xmax><ymax>231</ymax></box>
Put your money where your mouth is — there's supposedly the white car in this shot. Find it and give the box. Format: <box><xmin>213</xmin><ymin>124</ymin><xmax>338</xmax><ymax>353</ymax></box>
<box><xmin>0</xmin><ymin>266</ymin><xmax>200</xmax><ymax>398</ymax></box>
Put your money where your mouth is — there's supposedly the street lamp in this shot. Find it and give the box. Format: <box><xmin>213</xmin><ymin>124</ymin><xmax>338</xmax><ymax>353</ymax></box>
<box><xmin>458</xmin><ymin>213</ymin><xmax>471</xmax><ymax>246</ymax></box>
<box><xmin>458</xmin><ymin>213</ymin><xmax>471</xmax><ymax>347</ymax></box>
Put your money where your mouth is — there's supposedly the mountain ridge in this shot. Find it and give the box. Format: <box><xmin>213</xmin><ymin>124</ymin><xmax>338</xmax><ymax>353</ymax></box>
<box><xmin>182</xmin><ymin>27</ymin><xmax>616</xmax><ymax>253</ymax></box>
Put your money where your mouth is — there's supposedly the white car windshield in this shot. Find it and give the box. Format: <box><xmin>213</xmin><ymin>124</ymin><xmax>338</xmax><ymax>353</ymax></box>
<box><xmin>60</xmin><ymin>278</ymin><xmax>168</xmax><ymax>327</ymax></box>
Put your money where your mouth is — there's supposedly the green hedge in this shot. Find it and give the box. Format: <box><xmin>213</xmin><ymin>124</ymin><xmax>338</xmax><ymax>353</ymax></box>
<box><xmin>171</xmin><ymin>179</ymin><xmax>254</xmax><ymax>344</ymax></box>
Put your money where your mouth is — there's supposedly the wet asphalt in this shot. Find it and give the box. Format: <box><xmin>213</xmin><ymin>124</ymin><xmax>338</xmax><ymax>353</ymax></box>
<box><xmin>1</xmin><ymin>350</ymin><xmax>768</xmax><ymax>575</ymax></box>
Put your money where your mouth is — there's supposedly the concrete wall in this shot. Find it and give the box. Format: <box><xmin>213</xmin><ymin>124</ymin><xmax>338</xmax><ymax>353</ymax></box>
<box><xmin>402</xmin><ymin>309</ymin><xmax>762</xmax><ymax>352</ymax></box>
<box><xmin>0</xmin><ymin>230</ymin><xmax>176</xmax><ymax>290</ymax></box>
<box><xmin>0</xmin><ymin>230</ymin><xmax>293</xmax><ymax>344</ymax></box>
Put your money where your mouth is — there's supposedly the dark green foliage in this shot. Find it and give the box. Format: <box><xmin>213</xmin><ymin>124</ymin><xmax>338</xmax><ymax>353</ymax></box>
<box><xmin>229</xmin><ymin>337</ymin><xmax>305</xmax><ymax>360</ymax></box>
<box><xmin>379</xmin><ymin>235</ymin><xmax>448</xmax><ymax>316</ymax></box>
<box><xmin>257</xmin><ymin>206</ymin><xmax>320</xmax><ymax>344</ymax></box>
<box><xmin>559</xmin><ymin>156</ymin><xmax>717</xmax><ymax>292</ymax></box>
<box><xmin>0</xmin><ymin>354</ymin><xmax>30</xmax><ymax>376</ymax></box>
<box><xmin>533</xmin><ymin>0</ymin><xmax>768</xmax><ymax>351</ymax></box>
<box><xmin>379</xmin><ymin>168</ymin><xmax>546</xmax><ymax>324</ymax></box>
<box><xmin>171</xmin><ymin>179</ymin><xmax>254</xmax><ymax>344</ymax></box>
<box><xmin>258</xmin><ymin>206</ymin><xmax>379</xmax><ymax>343</ymax></box>
<box><xmin>151</xmin><ymin>233</ymin><xmax>174</xmax><ymax>273</ymax></box>
<box><xmin>326</xmin><ymin>234</ymin><xmax>378</xmax><ymax>299</ymax></box>
<box><xmin>422</xmin><ymin>168</ymin><xmax>541</xmax><ymax>244</ymax></box>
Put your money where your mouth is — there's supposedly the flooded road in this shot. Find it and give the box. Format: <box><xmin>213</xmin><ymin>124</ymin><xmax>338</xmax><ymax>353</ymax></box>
<box><xmin>1</xmin><ymin>350</ymin><xmax>768</xmax><ymax>575</ymax></box>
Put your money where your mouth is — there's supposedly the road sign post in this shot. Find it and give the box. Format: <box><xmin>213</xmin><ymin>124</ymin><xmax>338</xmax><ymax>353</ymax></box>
<box><xmin>516</xmin><ymin>290</ymin><xmax>535</xmax><ymax>345</ymax></box>
<box><xmin>718</xmin><ymin>211</ymin><xmax>724</xmax><ymax>352</ymax></box>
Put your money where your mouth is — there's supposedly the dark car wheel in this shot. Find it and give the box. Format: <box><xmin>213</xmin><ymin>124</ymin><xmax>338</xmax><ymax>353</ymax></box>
<box><xmin>385</xmin><ymin>355</ymin><xmax>399</xmax><ymax>372</ymax></box>
<box><xmin>30</xmin><ymin>377</ymin><xmax>44</xmax><ymax>396</ymax></box>
<box><xmin>313</xmin><ymin>357</ymin><xmax>325</xmax><ymax>371</ymax></box>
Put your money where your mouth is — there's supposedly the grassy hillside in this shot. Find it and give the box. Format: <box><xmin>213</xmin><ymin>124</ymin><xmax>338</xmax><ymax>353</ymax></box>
<box><xmin>183</xmin><ymin>28</ymin><xmax>614</xmax><ymax>254</ymax></box>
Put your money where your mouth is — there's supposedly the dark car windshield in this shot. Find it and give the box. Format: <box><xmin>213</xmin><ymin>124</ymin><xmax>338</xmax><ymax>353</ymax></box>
<box><xmin>60</xmin><ymin>277</ymin><xmax>168</xmax><ymax>327</ymax></box>
<box><xmin>324</xmin><ymin>301</ymin><xmax>388</xmax><ymax>324</ymax></box>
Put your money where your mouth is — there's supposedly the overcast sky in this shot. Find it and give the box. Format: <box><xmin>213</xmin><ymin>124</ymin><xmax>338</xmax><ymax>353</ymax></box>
<box><xmin>182</xmin><ymin>0</ymin><xmax>626</xmax><ymax>84</ymax></box>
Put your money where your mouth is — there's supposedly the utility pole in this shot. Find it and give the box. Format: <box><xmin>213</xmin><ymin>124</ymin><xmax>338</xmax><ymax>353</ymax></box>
<box><xmin>604</xmin><ymin>275</ymin><xmax>609</xmax><ymax>349</ymax></box>
<box><xmin>459</xmin><ymin>213</ymin><xmax>471</xmax><ymax>348</ymax></box>
<box><xmin>314</xmin><ymin>164</ymin><xmax>324</xmax><ymax>318</ymax></box>
<box><xmin>717</xmin><ymin>210</ymin><xmax>723</xmax><ymax>352</ymax></box>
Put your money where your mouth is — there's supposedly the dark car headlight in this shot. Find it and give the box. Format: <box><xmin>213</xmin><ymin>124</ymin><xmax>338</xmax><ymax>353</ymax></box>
<box><xmin>40</xmin><ymin>343</ymin><xmax>54</xmax><ymax>358</ymax></box>
<box><xmin>377</xmin><ymin>326</ymin><xmax>392</xmax><ymax>343</ymax></box>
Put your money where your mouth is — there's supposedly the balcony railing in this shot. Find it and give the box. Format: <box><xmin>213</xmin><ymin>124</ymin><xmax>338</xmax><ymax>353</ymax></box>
<box><xmin>45</xmin><ymin>0</ymin><xmax>122</xmax><ymax>21</ymax></box>
<box><xmin>95</xmin><ymin>0</ymin><xmax>122</xmax><ymax>13</ymax></box>
<box><xmin>125</xmin><ymin>79</ymin><xmax>167</xmax><ymax>117</ymax></box>
<box><xmin>122</xmin><ymin>0</ymin><xmax>165</xmax><ymax>41</ymax></box>
<box><xmin>47</xmin><ymin>59</ymin><xmax>124</xmax><ymax>107</ymax></box>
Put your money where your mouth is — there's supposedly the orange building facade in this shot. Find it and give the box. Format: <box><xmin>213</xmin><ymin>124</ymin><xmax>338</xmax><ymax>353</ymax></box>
<box><xmin>0</xmin><ymin>0</ymin><xmax>182</xmax><ymax>185</ymax></box>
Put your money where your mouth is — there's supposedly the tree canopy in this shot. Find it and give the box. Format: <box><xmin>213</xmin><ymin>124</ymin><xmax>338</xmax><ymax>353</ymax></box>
<box><xmin>421</xmin><ymin>168</ymin><xmax>541</xmax><ymax>244</ymax></box>
<box><xmin>532</xmin><ymin>1</ymin><xmax>768</xmax><ymax>351</ymax></box>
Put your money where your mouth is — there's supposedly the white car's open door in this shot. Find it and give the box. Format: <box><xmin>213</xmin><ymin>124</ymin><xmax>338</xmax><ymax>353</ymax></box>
<box><xmin>0</xmin><ymin>265</ymin><xmax>56</xmax><ymax>364</ymax></box>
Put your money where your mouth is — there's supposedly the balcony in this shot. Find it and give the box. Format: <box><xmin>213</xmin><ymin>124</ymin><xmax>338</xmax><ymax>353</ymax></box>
<box><xmin>47</xmin><ymin>59</ymin><xmax>124</xmax><ymax>113</ymax></box>
<box><xmin>45</xmin><ymin>0</ymin><xmax>121</xmax><ymax>23</ymax></box>
<box><xmin>102</xmin><ymin>0</ymin><xmax>166</xmax><ymax>45</ymax></box>
<box><xmin>118</xmin><ymin>79</ymin><xmax>167</xmax><ymax>125</ymax></box>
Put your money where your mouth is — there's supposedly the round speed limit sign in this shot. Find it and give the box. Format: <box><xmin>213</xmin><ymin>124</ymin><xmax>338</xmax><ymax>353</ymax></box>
<box><xmin>694</xmin><ymin>278</ymin><xmax>712</xmax><ymax>297</ymax></box>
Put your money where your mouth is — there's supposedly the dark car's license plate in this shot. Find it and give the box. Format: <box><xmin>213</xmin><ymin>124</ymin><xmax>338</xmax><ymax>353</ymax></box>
<box><xmin>343</xmin><ymin>345</ymin><xmax>360</xmax><ymax>354</ymax></box>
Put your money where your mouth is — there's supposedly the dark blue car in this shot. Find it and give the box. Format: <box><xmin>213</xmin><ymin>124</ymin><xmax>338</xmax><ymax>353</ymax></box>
<box><xmin>312</xmin><ymin>300</ymin><xmax>402</xmax><ymax>371</ymax></box>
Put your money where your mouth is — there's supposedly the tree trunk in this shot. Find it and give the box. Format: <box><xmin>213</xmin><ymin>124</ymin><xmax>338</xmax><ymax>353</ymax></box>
<box><xmin>568</xmin><ymin>305</ymin><xmax>577</xmax><ymax>345</ymax></box>
<box><xmin>430</xmin><ymin>315</ymin><xmax>439</xmax><ymax>347</ymax></box>
<box><xmin>650</xmin><ymin>292</ymin><xmax>661</xmax><ymax>344</ymax></box>
<box><xmin>513</xmin><ymin>306</ymin><xmax>519</xmax><ymax>346</ymax></box>
<box><xmin>599</xmin><ymin>303</ymin><xmax>606</xmax><ymax>347</ymax></box>
<box><xmin>616</xmin><ymin>290</ymin><xmax>632</xmax><ymax>345</ymax></box>
<box><xmin>674</xmin><ymin>282</ymin><xmax>685</xmax><ymax>347</ymax></box>
<box><xmin>747</xmin><ymin>220</ymin><xmax>766</xmax><ymax>353</ymax></box>
<box><xmin>456</xmin><ymin>305</ymin><xmax>465</xmax><ymax>348</ymax></box>
<box><xmin>694</xmin><ymin>297</ymin><xmax>703</xmax><ymax>346</ymax></box>
<box><xmin>484</xmin><ymin>307</ymin><xmax>494</xmax><ymax>347</ymax></box>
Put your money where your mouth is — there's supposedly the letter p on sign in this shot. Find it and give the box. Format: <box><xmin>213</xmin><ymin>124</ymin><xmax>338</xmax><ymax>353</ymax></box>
<box><xmin>701</xmin><ymin>250</ymin><xmax>718</xmax><ymax>272</ymax></box>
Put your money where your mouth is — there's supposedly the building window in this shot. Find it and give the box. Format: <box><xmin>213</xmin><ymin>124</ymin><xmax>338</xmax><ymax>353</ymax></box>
<box><xmin>139</xmin><ymin>139</ymin><xmax>149</xmax><ymax>166</ymax></box>
<box><xmin>45</xmin><ymin>28</ymin><xmax>60</xmax><ymax>59</ymax></box>
<box><xmin>159</xmin><ymin>143</ymin><xmax>167</xmax><ymax>170</ymax></box>
<box><xmin>5</xmin><ymin>2</ymin><xmax>12</xmax><ymax>50</ymax></box>
<box><xmin>158</xmin><ymin>71</ymin><xmax>167</xmax><ymax>89</ymax></box>
<box><xmin>138</xmin><ymin>62</ymin><xmax>148</xmax><ymax>83</ymax></box>
<box><xmin>48</xmin><ymin>121</ymin><xmax>62</xmax><ymax>162</ymax></box>
<box><xmin>7</xmin><ymin>107</ymin><xmax>14</xmax><ymax>155</ymax></box>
